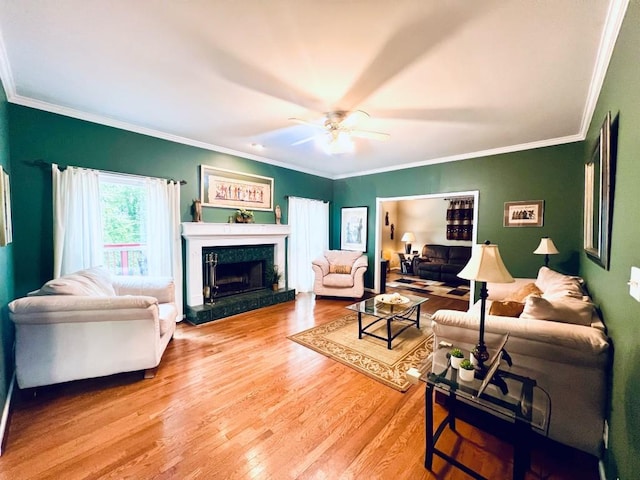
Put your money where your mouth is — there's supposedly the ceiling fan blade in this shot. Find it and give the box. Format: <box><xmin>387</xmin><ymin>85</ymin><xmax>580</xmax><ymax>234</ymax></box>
<box><xmin>291</xmin><ymin>135</ymin><xmax>318</xmax><ymax>146</ymax></box>
<box><xmin>288</xmin><ymin>117</ymin><xmax>326</xmax><ymax>129</ymax></box>
<box><xmin>349</xmin><ymin>129</ymin><xmax>390</xmax><ymax>141</ymax></box>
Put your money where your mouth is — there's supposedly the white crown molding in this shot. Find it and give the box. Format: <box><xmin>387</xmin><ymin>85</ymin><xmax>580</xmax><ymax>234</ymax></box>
<box><xmin>7</xmin><ymin>94</ymin><xmax>332</xmax><ymax>179</ymax></box>
<box><xmin>580</xmin><ymin>0</ymin><xmax>629</xmax><ymax>135</ymax></box>
<box><xmin>0</xmin><ymin>26</ymin><xmax>15</xmax><ymax>99</ymax></box>
<box><xmin>332</xmin><ymin>134</ymin><xmax>584</xmax><ymax>180</ymax></box>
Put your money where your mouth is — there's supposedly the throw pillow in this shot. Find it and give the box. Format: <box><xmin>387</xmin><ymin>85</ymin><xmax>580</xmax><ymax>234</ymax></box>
<box><xmin>329</xmin><ymin>264</ymin><xmax>352</xmax><ymax>274</ymax></box>
<box><xmin>521</xmin><ymin>295</ymin><xmax>594</xmax><ymax>326</ymax></box>
<box><xmin>36</xmin><ymin>266</ymin><xmax>116</xmax><ymax>297</ymax></box>
<box><xmin>505</xmin><ymin>282</ymin><xmax>542</xmax><ymax>302</ymax></box>
<box><xmin>489</xmin><ymin>300</ymin><xmax>525</xmax><ymax>317</ymax></box>
<box><xmin>535</xmin><ymin>266</ymin><xmax>584</xmax><ymax>299</ymax></box>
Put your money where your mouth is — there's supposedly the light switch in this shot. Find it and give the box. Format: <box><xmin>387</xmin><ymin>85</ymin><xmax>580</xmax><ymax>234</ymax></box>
<box><xmin>629</xmin><ymin>267</ymin><xmax>640</xmax><ymax>302</ymax></box>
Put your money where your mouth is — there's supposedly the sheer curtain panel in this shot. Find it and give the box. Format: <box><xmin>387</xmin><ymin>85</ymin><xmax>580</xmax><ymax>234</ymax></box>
<box><xmin>288</xmin><ymin>197</ymin><xmax>329</xmax><ymax>292</ymax></box>
<box><xmin>147</xmin><ymin>178</ymin><xmax>183</xmax><ymax>318</ymax></box>
<box><xmin>53</xmin><ymin>164</ymin><xmax>104</xmax><ymax>278</ymax></box>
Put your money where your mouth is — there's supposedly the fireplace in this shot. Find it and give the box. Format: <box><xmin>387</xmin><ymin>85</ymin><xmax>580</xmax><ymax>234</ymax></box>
<box><xmin>182</xmin><ymin>222</ymin><xmax>290</xmax><ymax>308</ymax></box>
<box><xmin>201</xmin><ymin>245</ymin><xmax>274</xmax><ymax>300</ymax></box>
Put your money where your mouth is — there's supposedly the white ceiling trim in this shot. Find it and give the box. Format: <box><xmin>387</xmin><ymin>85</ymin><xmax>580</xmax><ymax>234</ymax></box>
<box><xmin>333</xmin><ymin>133</ymin><xmax>584</xmax><ymax>180</ymax></box>
<box><xmin>579</xmin><ymin>0</ymin><xmax>629</xmax><ymax>136</ymax></box>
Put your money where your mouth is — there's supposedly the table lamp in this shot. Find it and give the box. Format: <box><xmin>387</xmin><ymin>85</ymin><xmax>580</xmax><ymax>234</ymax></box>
<box><xmin>401</xmin><ymin>232</ymin><xmax>416</xmax><ymax>254</ymax></box>
<box><xmin>458</xmin><ymin>240</ymin><xmax>514</xmax><ymax>377</ymax></box>
<box><xmin>533</xmin><ymin>237</ymin><xmax>559</xmax><ymax>267</ymax></box>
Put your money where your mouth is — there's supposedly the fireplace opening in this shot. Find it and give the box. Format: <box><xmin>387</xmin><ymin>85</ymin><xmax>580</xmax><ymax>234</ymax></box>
<box><xmin>202</xmin><ymin>244</ymin><xmax>274</xmax><ymax>302</ymax></box>
<box><xmin>215</xmin><ymin>260</ymin><xmax>265</xmax><ymax>297</ymax></box>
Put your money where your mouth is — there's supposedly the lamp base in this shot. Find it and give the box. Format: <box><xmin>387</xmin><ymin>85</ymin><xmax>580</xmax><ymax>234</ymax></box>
<box><xmin>472</xmin><ymin>344</ymin><xmax>490</xmax><ymax>379</ymax></box>
<box><xmin>405</xmin><ymin>243</ymin><xmax>411</xmax><ymax>254</ymax></box>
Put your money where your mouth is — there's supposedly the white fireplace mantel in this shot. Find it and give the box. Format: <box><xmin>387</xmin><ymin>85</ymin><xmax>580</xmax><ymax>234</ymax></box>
<box><xmin>181</xmin><ymin>222</ymin><xmax>291</xmax><ymax>307</ymax></box>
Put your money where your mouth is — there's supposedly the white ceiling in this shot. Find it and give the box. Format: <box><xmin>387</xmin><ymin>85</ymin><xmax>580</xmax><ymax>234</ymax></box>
<box><xmin>0</xmin><ymin>1</ymin><xmax>628</xmax><ymax>179</ymax></box>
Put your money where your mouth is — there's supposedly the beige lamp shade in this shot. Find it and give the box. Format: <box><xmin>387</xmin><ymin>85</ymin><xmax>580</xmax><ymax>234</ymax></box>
<box><xmin>458</xmin><ymin>242</ymin><xmax>515</xmax><ymax>283</ymax></box>
<box><xmin>533</xmin><ymin>237</ymin><xmax>559</xmax><ymax>255</ymax></box>
<box><xmin>400</xmin><ymin>232</ymin><xmax>416</xmax><ymax>242</ymax></box>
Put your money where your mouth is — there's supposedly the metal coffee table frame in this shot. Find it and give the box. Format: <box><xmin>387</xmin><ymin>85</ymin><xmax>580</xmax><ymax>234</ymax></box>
<box><xmin>346</xmin><ymin>294</ymin><xmax>428</xmax><ymax>349</ymax></box>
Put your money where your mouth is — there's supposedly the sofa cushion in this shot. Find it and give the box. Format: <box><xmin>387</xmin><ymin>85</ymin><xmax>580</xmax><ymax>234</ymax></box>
<box><xmin>324</xmin><ymin>250</ymin><xmax>362</xmax><ymax>267</ymax></box>
<box><xmin>323</xmin><ymin>273</ymin><xmax>355</xmax><ymax>288</ymax></box>
<box><xmin>535</xmin><ymin>267</ymin><xmax>584</xmax><ymax>299</ymax></box>
<box><xmin>34</xmin><ymin>266</ymin><xmax>116</xmax><ymax>297</ymax></box>
<box><xmin>421</xmin><ymin>245</ymin><xmax>449</xmax><ymax>263</ymax></box>
<box><xmin>505</xmin><ymin>282</ymin><xmax>543</xmax><ymax>302</ymax></box>
<box><xmin>489</xmin><ymin>300</ymin><xmax>525</xmax><ymax>317</ymax></box>
<box><xmin>448</xmin><ymin>246</ymin><xmax>472</xmax><ymax>265</ymax></box>
<box><xmin>521</xmin><ymin>295</ymin><xmax>594</xmax><ymax>326</ymax></box>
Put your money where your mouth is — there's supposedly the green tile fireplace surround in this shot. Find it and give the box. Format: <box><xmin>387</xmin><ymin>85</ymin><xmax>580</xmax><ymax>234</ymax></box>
<box><xmin>181</xmin><ymin>222</ymin><xmax>293</xmax><ymax>324</ymax></box>
<box><xmin>186</xmin><ymin>288</ymin><xmax>295</xmax><ymax>325</ymax></box>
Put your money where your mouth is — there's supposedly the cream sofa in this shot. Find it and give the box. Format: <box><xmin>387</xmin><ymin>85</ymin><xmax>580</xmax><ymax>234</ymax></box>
<box><xmin>312</xmin><ymin>250</ymin><xmax>368</xmax><ymax>298</ymax></box>
<box><xmin>431</xmin><ymin>267</ymin><xmax>611</xmax><ymax>457</ymax></box>
<box><xmin>8</xmin><ymin>267</ymin><xmax>178</xmax><ymax>388</ymax></box>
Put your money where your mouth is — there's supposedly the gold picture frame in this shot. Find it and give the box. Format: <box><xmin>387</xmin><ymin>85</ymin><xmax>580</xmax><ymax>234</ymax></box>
<box><xmin>200</xmin><ymin>166</ymin><xmax>274</xmax><ymax>211</ymax></box>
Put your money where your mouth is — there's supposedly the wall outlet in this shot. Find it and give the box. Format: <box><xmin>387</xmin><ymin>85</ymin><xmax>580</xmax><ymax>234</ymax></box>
<box><xmin>603</xmin><ymin>420</ymin><xmax>609</xmax><ymax>449</ymax></box>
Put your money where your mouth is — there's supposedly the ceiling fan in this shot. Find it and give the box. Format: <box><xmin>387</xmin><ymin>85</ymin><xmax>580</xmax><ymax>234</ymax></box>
<box><xmin>289</xmin><ymin>110</ymin><xmax>390</xmax><ymax>154</ymax></box>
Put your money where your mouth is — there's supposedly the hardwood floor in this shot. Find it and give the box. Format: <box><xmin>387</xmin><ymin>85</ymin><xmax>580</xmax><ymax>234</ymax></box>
<box><xmin>0</xmin><ymin>292</ymin><xmax>599</xmax><ymax>479</ymax></box>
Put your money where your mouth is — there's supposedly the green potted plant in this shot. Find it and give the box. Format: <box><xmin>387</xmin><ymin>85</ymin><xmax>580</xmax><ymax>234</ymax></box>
<box><xmin>458</xmin><ymin>359</ymin><xmax>475</xmax><ymax>382</ymax></box>
<box><xmin>449</xmin><ymin>348</ymin><xmax>464</xmax><ymax>370</ymax></box>
<box><xmin>235</xmin><ymin>208</ymin><xmax>254</xmax><ymax>223</ymax></box>
<box><xmin>269</xmin><ymin>265</ymin><xmax>282</xmax><ymax>291</ymax></box>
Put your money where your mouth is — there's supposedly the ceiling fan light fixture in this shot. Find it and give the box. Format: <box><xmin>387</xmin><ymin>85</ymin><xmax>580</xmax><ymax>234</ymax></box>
<box><xmin>324</xmin><ymin>130</ymin><xmax>354</xmax><ymax>155</ymax></box>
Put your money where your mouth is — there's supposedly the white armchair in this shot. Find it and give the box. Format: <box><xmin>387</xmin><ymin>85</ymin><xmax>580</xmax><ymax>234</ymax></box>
<box><xmin>312</xmin><ymin>250</ymin><xmax>368</xmax><ymax>298</ymax></box>
<box><xmin>8</xmin><ymin>266</ymin><xmax>178</xmax><ymax>388</ymax></box>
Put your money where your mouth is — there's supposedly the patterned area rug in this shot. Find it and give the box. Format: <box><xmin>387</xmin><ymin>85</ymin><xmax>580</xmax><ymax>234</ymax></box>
<box><xmin>387</xmin><ymin>278</ymin><xmax>470</xmax><ymax>301</ymax></box>
<box><xmin>288</xmin><ymin>313</ymin><xmax>433</xmax><ymax>392</ymax></box>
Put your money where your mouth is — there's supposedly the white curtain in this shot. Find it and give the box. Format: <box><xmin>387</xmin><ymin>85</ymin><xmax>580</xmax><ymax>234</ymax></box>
<box><xmin>53</xmin><ymin>165</ymin><xmax>104</xmax><ymax>278</ymax></box>
<box><xmin>288</xmin><ymin>197</ymin><xmax>329</xmax><ymax>292</ymax></box>
<box><xmin>147</xmin><ymin>178</ymin><xmax>183</xmax><ymax>319</ymax></box>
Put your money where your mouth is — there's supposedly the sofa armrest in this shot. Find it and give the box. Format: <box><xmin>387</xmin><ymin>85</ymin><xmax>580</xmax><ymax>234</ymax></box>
<box><xmin>351</xmin><ymin>255</ymin><xmax>368</xmax><ymax>273</ymax></box>
<box><xmin>311</xmin><ymin>257</ymin><xmax>330</xmax><ymax>276</ymax></box>
<box><xmin>112</xmin><ymin>276</ymin><xmax>175</xmax><ymax>304</ymax></box>
<box><xmin>9</xmin><ymin>295</ymin><xmax>159</xmax><ymax>325</ymax></box>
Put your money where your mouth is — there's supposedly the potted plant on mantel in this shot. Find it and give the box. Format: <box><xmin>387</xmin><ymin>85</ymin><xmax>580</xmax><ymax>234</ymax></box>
<box><xmin>235</xmin><ymin>208</ymin><xmax>254</xmax><ymax>223</ymax></box>
<box><xmin>269</xmin><ymin>265</ymin><xmax>282</xmax><ymax>291</ymax></box>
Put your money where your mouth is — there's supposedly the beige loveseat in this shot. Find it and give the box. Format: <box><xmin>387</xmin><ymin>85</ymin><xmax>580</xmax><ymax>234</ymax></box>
<box><xmin>431</xmin><ymin>267</ymin><xmax>611</xmax><ymax>457</ymax></box>
<box><xmin>312</xmin><ymin>250</ymin><xmax>368</xmax><ymax>298</ymax></box>
<box><xmin>9</xmin><ymin>266</ymin><xmax>178</xmax><ymax>389</ymax></box>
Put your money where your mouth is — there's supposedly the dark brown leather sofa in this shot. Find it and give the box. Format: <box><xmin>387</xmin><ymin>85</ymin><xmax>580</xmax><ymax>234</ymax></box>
<box><xmin>412</xmin><ymin>244</ymin><xmax>472</xmax><ymax>285</ymax></box>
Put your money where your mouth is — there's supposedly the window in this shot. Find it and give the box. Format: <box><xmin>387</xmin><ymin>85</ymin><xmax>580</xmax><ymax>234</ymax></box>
<box><xmin>99</xmin><ymin>174</ymin><xmax>148</xmax><ymax>275</ymax></box>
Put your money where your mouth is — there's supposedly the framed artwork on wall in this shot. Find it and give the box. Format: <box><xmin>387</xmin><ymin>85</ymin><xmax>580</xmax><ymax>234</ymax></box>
<box><xmin>584</xmin><ymin>111</ymin><xmax>614</xmax><ymax>269</ymax></box>
<box><xmin>341</xmin><ymin>206</ymin><xmax>368</xmax><ymax>252</ymax></box>
<box><xmin>200</xmin><ymin>165</ymin><xmax>274</xmax><ymax>211</ymax></box>
<box><xmin>503</xmin><ymin>200</ymin><xmax>544</xmax><ymax>227</ymax></box>
<box><xmin>0</xmin><ymin>166</ymin><xmax>13</xmax><ymax>246</ymax></box>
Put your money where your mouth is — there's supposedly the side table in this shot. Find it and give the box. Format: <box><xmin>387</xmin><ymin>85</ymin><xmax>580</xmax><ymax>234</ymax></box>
<box><xmin>422</xmin><ymin>346</ymin><xmax>550</xmax><ymax>480</ymax></box>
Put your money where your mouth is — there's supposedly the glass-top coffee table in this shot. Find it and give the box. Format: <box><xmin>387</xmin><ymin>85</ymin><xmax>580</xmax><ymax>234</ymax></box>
<box><xmin>345</xmin><ymin>293</ymin><xmax>428</xmax><ymax>349</ymax></box>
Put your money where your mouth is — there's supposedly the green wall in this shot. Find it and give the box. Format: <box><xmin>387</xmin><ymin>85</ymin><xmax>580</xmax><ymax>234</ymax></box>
<box><xmin>8</xmin><ymin>105</ymin><xmax>333</xmax><ymax>296</ymax></box>
<box><xmin>333</xmin><ymin>142</ymin><xmax>585</xmax><ymax>287</ymax></box>
<box><xmin>0</xmin><ymin>81</ymin><xmax>15</xmax><ymax>418</ymax></box>
<box><xmin>579</xmin><ymin>3</ymin><xmax>640</xmax><ymax>479</ymax></box>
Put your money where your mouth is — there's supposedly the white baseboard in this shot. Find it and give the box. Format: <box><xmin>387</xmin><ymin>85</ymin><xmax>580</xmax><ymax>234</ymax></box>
<box><xmin>0</xmin><ymin>371</ymin><xmax>16</xmax><ymax>456</ymax></box>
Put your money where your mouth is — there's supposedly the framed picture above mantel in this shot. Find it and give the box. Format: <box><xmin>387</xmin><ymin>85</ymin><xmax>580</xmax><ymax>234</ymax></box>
<box><xmin>200</xmin><ymin>165</ymin><xmax>274</xmax><ymax>211</ymax></box>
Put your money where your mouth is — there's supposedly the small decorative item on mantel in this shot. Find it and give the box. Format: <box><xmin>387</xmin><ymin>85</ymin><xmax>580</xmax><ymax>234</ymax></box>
<box><xmin>191</xmin><ymin>199</ymin><xmax>202</xmax><ymax>222</ymax></box>
<box><xmin>235</xmin><ymin>208</ymin><xmax>254</xmax><ymax>223</ymax></box>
